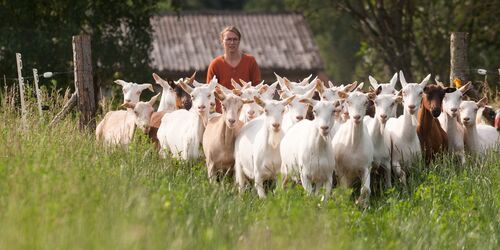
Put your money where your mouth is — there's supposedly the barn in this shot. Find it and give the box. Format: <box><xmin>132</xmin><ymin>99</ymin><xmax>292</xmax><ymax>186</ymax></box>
<box><xmin>149</xmin><ymin>11</ymin><xmax>325</xmax><ymax>83</ymax></box>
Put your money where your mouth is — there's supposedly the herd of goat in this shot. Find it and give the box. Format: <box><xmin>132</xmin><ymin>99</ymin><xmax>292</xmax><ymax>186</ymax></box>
<box><xmin>95</xmin><ymin>71</ymin><xmax>500</xmax><ymax>206</ymax></box>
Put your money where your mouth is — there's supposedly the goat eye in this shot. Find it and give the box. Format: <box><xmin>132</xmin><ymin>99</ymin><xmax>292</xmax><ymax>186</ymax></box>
<box><xmin>207</xmin><ymin>94</ymin><xmax>211</xmax><ymax>98</ymax></box>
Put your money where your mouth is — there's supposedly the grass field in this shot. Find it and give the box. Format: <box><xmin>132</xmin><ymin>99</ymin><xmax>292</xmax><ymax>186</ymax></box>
<box><xmin>0</xmin><ymin>90</ymin><xmax>499</xmax><ymax>249</ymax></box>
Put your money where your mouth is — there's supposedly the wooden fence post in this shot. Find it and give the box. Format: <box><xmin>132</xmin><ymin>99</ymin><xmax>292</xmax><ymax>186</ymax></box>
<box><xmin>33</xmin><ymin>69</ymin><xmax>43</xmax><ymax>117</ymax></box>
<box><xmin>450</xmin><ymin>32</ymin><xmax>469</xmax><ymax>86</ymax></box>
<box><xmin>16</xmin><ymin>53</ymin><xmax>27</xmax><ymax>129</ymax></box>
<box><xmin>72</xmin><ymin>35</ymin><xmax>96</xmax><ymax>131</ymax></box>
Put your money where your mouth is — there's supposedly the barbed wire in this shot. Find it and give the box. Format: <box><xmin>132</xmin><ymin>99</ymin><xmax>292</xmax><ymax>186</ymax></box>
<box><xmin>1</xmin><ymin>71</ymin><xmax>73</xmax><ymax>81</ymax></box>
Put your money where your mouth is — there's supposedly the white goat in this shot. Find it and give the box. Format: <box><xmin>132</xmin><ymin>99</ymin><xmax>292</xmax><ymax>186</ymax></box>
<box><xmin>460</xmin><ymin>98</ymin><xmax>500</xmax><ymax>154</ymax></box>
<box><xmin>280</xmin><ymin>99</ymin><xmax>338</xmax><ymax>196</ymax></box>
<box><xmin>279</xmin><ymin>82</ymin><xmax>317</xmax><ymax>132</ymax></box>
<box><xmin>384</xmin><ymin>71</ymin><xmax>430</xmax><ymax>183</ymax></box>
<box><xmin>368</xmin><ymin>73</ymin><xmax>399</xmax><ymax>117</ymax></box>
<box><xmin>96</xmin><ymin>93</ymin><xmax>160</xmax><ymax>145</ymax></box>
<box><xmin>234</xmin><ymin>95</ymin><xmax>295</xmax><ymax>198</ymax></box>
<box><xmin>365</xmin><ymin>92</ymin><xmax>402</xmax><ymax>188</ymax></box>
<box><xmin>157</xmin><ymin>76</ymin><xmax>217</xmax><ymax>160</ymax></box>
<box><xmin>368</xmin><ymin>73</ymin><xmax>398</xmax><ymax>95</ymax></box>
<box><xmin>114</xmin><ymin>79</ymin><xmax>153</xmax><ymax>105</ymax></box>
<box><xmin>332</xmin><ymin>91</ymin><xmax>375</xmax><ymax>207</ymax></box>
<box><xmin>202</xmin><ymin>87</ymin><xmax>252</xmax><ymax>181</ymax></box>
<box><xmin>231</xmin><ymin>79</ymin><xmax>266</xmax><ymax>123</ymax></box>
<box><xmin>276</xmin><ymin>73</ymin><xmax>317</xmax><ymax>95</ymax></box>
<box><xmin>438</xmin><ymin>81</ymin><xmax>471</xmax><ymax>163</ymax></box>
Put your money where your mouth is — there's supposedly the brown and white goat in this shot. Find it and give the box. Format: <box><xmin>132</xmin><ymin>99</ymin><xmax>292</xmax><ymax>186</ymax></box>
<box><xmin>202</xmin><ymin>87</ymin><xmax>253</xmax><ymax>181</ymax></box>
<box><xmin>417</xmin><ymin>83</ymin><xmax>455</xmax><ymax>164</ymax></box>
<box><xmin>148</xmin><ymin>72</ymin><xmax>195</xmax><ymax>148</ymax></box>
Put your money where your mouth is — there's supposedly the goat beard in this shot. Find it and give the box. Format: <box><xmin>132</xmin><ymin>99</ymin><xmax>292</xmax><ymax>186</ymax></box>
<box><xmin>268</xmin><ymin>130</ymin><xmax>283</xmax><ymax>149</ymax></box>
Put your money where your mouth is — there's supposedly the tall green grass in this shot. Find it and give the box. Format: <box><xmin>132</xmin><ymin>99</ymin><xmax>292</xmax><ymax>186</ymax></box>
<box><xmin>0</xmin><ymin>87</ymin><xmax>498</xmax><ymax>249</ymax></box>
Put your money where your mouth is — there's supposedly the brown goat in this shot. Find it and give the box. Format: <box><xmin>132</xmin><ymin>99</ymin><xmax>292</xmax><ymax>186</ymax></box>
<box><xmin>417</xmin><ymin>84</ymin><xmax>455</xmax><ymax>163</ymax></box>
<box><xmin>148</xmin><ymin>73</ymin><xmax>195</xmax><ymax>148</ymax></box>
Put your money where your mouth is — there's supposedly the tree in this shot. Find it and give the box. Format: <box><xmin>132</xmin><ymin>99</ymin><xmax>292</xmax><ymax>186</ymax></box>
<box><xmin>0</xmin><ymin>0</ymin><xmax>162</xmax><ymax>90</ymax></box>
<box><xmin>286</xmin><ymin>0</ymin><xmax>500</xmax><ymax>84</ymax></box>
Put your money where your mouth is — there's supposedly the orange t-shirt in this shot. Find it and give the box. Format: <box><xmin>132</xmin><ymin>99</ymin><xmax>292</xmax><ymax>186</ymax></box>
<box><xmin>206</xmin><ymin>53</ymin><xmax>261</xmax><ymax>89</ymax></box>
<box><xmin>206</xmin><ymin>53</ymin><xmax>261</xmax><ymax>112</ymax></box>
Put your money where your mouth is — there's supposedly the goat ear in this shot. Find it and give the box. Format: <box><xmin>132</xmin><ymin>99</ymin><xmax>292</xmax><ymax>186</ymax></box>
<box><xmin>254</xmin><ymin>96</ymin><xmax>266</xmax><ymax>108</ymax></box>
<box><xmin>316</xmin><ymin>79</ymin><xmax>325</xmax><ymax>94</ymax></box>
<box><xmin>344</xmin><ymin>81</ymin><xmax>358</xmax><ymax>92</ymax></box>
<box><xmin>214</xmin><ymin>88</ymin><xmax>226</xmax><ymax>101</ymax></box>
<box><xmin>232</xmin><ymin>89</ymin><xmax>242</xmax><ymax>96</ymax></box>
<box><xmin>231</xmin><ymin>79</ymin><xmax>242</xmax><ymax>90</ymax></box>
<box><xmin>423</xmin><ymin>86</ymin><xmax>429</xmax><ymax>93</ymax></box>
<box><xmin>239</xmin><ymin>79</ymin><xmax>251</xmax><ymax>89</ymax></box>
<box><xmin>399</xmin><ymin>70</ymin><xmax>407</xmax><ymax>88</ymax></box>
<box><xmin>301</xmin><ymin>74</ymin><xmax>312</xmax><ymax>85</ymax></box>
<box><xmin>389</xmin><ymin>73</ymin><xmax>398</xmax><ymax>87</ymax></box>
<box><xmin>278</xmin><ymin>90</ymin><xmax>290</xmax><ymax>99</ymax></box>
<box><xmin>368</xmin><ymin>75</ymin><xmax>379</xmax><ymax>89</ymax></box>
<box><xmin>256</xmin><ymin>80</ymin><xmax>265</xmax><ymax>88</ymax></box>
<box><xmin>444</xmin><ymin>87</ymin><xmax>456</xmax><ymax>94</ymax></box>
<box><xmin>167</xmin><ymin>80</ymin><xmax>177</xmax><ymax>89</ymax></box>
<box><xmin>299</xmin><ymin>98</ymin><xmax>317</xmax><ymax>106</ymax></box>
<box><xmin>242</xmin><ymin>98</ymin><xmax>254</xmax><ymax>104</ymax></box>
<box><xmin>208</xmin><ymin>76</ymin><xmax>218</xmax><ymax>90</ymax></box>
<box><xmin>114</xmin><ymin>79</ymin><xmax>127</xmax><ymax>87</ymax></box>
<box><xmin>140</xmin><ymin>84</ymin><xmax>154</xmax><ymax>92</ymax></box>
<box><xmin>337</xmin><ymin>91</ymin><xmax>349</xmax><ymax>99</ymax></box>
<box><xmin>281</xmin><ymin>95</ymin><xmax>296</xmax><ymax>106</ymax></box>
<box><xmin>121</xmin><ymin>102</ymin><xmax>135</xmax><ymax>109</ymax></box>
<box><xmin>356</xmin><ymin>82</ymin><xmax>365</xmax><ymax>91</ymax></box>
<box><xmin>459</xmin><ymin>81</ymin><xmax>472</xmax><ymax>94</ymax></box>
<box><xmin>420</xmin><ymin>74</ymin><xmax>431</xmax><ymax>87</ymax></box>
<box><xmin>367</xmin><ymin>92</ymin><xmax>376</xmax><ymax>101</ymax></box>
<box><xmin>149</xmin><ymin>93</ymin><xmax>161</xmax><ymax>106</ymax></box>
<box><xmin>304</xmin><ymin>83</ymin><xmax>317</xmax><ymax>98</ymax></box>
<box><xmin>152</xmin><ymin>73</ymin><xmax>163</xmax><ymax>83</ymax></box>
<box><xmin>187</xmin><ymin>71</ymin><xmax>196</xmax><ymax>85</ymax></box>
<box><xmin>326</xmin><ymin>81</ymin><xmax>333</xmax><ymax>88</ymax></box>
<box><xmin>395</xmin><ymin>95</ymin><xmax>403</xmax><ymax>103</ymax></box>
<box><xmin>283</xmin><ymin>78</ymin><xmax>293</xmax><ymax>91</ymax></box>
<box><xmin>477</xmin><ymin>97</ymin><xmax>488</xmax><ymax>107</ymax></box>
<box><xmin>434</xmin><ymin>76</ymin><xmax>445</xmax><ymax>88</ymax></box>
<box><xmin>178</xmin><ymin>81</ymin><xmax>193</xmax><ymax>94</ymax></box>
<box><xmin>258</xmin><ymin>85</ymin><xmax>269</xmax><ymax>95</ymax></box>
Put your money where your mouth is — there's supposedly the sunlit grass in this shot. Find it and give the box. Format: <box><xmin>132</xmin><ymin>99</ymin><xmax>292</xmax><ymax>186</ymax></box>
<box><xmin>0</xmin><ymin>88</ymin><xmax>498</xmax><ymax>249</ymax></box>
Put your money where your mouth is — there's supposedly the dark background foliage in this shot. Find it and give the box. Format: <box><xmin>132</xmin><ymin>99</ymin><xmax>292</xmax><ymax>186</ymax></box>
<box><xmin>1</xmin><ymin>0</ymin><xmax>499</xmax><ymax>90</ymax></box>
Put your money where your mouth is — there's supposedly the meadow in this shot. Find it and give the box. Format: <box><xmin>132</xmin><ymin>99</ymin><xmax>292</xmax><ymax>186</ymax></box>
<box><xmin>0</xmin><ymin>87</ymin><xmax>498</xmax><ymax>249</ymax></box>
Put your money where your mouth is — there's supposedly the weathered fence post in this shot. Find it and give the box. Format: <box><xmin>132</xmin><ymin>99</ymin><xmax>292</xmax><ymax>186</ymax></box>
<box><xmin>16</xmin><ymin>53</ymin><xmax>27</xmax><ymax>129</ymax></box>
<box><xmin>72</xmin><ymin>35</ymin><xmax>96</xmax><ymax>131</ymax></box>
<box><xmin>450</xmin><ymin>32</ymin><xmax>469</xmax><ymax>87</ymax></box>
<box><xmin>33</xmin><ymin>69</ymin><xmax>43</xmax><ymax>117</ymax></box>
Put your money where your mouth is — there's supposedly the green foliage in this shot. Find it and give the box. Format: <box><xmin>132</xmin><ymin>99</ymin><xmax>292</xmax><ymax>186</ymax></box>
<box><xmin>0</xmin><ymin>0</ymin><xmax>163</xmax><ymax>90</ymax></box>
<box><xmin>0</xmin><ymin>89</ymin><xmax>499</xmax><ymax>249</ymax></box>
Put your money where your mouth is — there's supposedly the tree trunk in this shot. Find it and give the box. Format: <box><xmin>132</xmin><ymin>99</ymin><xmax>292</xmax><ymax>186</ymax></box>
<box><xmin>450</xmin><ymin>32</ymin><xmax>469</xmax><ymax>87</ymax></box>
<box><xmin>72</xmin><ymin>35</ymin><xmax>96</xmax><ymax>131</ymax></box>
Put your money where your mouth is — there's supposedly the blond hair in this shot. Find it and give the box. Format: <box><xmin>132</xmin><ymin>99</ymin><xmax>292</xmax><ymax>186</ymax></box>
<box><xmin>220</xmin><ymin>26</ymin><xmax>241</xmax><ymax>40</ymax></box>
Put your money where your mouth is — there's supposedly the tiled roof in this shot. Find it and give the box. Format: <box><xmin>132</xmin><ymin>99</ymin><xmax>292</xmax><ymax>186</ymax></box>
<box><xmin>150</xmin><ymin>11</ymin><xmax>324</xmax><ymax>73</ymax></box>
